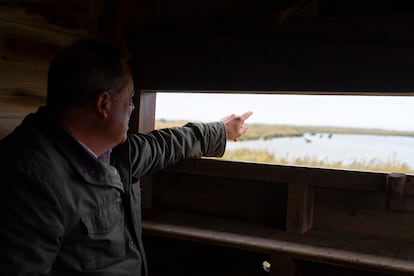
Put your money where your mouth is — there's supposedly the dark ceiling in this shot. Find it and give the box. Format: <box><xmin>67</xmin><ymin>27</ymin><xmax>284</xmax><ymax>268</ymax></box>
<box><xmin>128</xmin><ymin>0</ymin><xmax>414</xmax><ymax>93</ymax></box>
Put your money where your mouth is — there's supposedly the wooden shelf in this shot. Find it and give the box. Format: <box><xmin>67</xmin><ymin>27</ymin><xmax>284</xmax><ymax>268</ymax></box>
<box><xmin>143</xmin><ymin>210</ymin><xmax>414</xmax><ymax>274</ymax></box>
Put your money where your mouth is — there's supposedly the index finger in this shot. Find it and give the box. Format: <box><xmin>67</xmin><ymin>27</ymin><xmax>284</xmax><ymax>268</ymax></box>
<box><xmin>240</xmin><ymin>111</ymin><xmax>253</xmax><ymax>121</ymax></box>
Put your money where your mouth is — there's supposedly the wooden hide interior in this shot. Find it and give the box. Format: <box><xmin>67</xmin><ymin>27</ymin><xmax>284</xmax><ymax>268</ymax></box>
<box><xmin>1</xmin><ymin>0</ymin><xmax>414</xmax><ymax>275</ymax></box>
<box><xmin>129</xmin><ymin>0</ymin><xmax>414</xmax><ymax>92</ymax></box>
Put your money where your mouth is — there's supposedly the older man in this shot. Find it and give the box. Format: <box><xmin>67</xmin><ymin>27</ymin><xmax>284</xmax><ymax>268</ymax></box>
<box><xmin>0</xmin><ymin>40</ymin><xmax>252</xmax><ymax>275</ymax></box>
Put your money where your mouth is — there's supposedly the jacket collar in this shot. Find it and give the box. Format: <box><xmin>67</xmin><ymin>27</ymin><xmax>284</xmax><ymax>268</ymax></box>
<box><xmin>30</xmin><ymin>107</ymin><xmax>124</xmax><ymax>192</ymax></box>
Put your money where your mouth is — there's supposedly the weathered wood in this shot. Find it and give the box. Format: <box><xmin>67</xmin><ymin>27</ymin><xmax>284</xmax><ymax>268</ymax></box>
<box><xmin>0</xmin><ymin>19</ymin><xmax>84</xmax><ymax>97</ymax></box>
<box><xmin>0</xmin><ymin>69</ymin><xmax>46</xmax><ymax>94</ymax></box>
<box><xmin>162</xmin><ymin>159</ymin><xmax>414</xmax><ymax>194</ymax></box>
<box><xmin>313</xmin><ymin>188</ymin><xmax>414</xmax><ymax>241</ymax></box>
<box><xmin>152</xmin><ymin>171</ymin><xmax>287</xmax><ymax>228</ymax></box>
<box><xmin>128</xmin><ymin>25</ymin><xmax>414</xmax><ymax>92</ymax></box>
<box><xmin>386</xmin><ymin>172</ymin><xmax>407</xmax><ymax>212</ymax></box>
<box><xmin>152</xmin><ymin>159</ymin><xmax>414</xmax><ymax>241</ymax></box>
<box><xmin>0</xmin><ymin>1</ymin><xmax>100</xmax><ymax>36</ymax></box>
<box><xmin>0</xmin><ymin>20</ymin><xmax>81</xmax><ymax>54</ymax></box>
<box><xmin>287</xmin><ymin>181</ymin><xmax>314</xmax><ymax>234</ymax></box>
<box><xmin>0</xmin><ymin>0</ymin><xmax>105</xmax><ymax>103</ymax></box>
<box><xmin>131</xmin><ymin>90</ymin><xmax>156</xmax><ymax>133</ymax></box>
<box><xmin>142</xmin><ymin>211</ymin><xmax>414</xmax><ymax>275</ymax></box>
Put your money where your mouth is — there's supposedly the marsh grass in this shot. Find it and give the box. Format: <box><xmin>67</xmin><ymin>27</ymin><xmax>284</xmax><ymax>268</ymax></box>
<box><xmin>221</xmin><ymin>148</ymin><xmax>413</xmax><ymax>173</ymax></box>
<box><xmin>155</xmin><ymin>120</ymin><xmax>414</xmax><ymax>173</ymax></box>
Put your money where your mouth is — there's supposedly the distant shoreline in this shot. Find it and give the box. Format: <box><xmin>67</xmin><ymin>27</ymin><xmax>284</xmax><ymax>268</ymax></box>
<box><xmin>155</xmin><ymin>120</ymin><xmax>414</xmax><ymax>141</ymax></box>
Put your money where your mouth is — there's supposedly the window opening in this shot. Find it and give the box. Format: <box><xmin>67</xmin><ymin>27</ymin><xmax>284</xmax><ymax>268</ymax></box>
<box><xmin>155</xmin><ymin>92</ymin><xmax>414</xmax><ymax>173</ymax></box>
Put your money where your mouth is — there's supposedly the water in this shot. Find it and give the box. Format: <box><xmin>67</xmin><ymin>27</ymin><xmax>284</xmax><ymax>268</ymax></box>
<box><xmin>226</xmin><ymin>133</ymin><xmax>414</xmax><ymax>167</ymax></box>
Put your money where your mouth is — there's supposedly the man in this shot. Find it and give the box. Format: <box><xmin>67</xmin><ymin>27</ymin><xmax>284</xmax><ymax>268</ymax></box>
<box><xmin>0</xmin><ymin>39</ymin><xmax>252</xmax><ymax>275</ymax></box>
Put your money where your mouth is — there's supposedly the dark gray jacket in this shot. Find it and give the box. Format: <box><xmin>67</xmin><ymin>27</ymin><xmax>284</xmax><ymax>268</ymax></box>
<box><xmin>0</xmin><ymin>107</ymin><xmax>226</xmax><ymax>275</ymax></box>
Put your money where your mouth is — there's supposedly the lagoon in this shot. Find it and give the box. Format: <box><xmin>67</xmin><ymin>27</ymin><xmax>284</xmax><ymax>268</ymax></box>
<box><xmin>226</xmin><ymin>133</ymin><xmax>414</xmax><ymax>167</ymax></box>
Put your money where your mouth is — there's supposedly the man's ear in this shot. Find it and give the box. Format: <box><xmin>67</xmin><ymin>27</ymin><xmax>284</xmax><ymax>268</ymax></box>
<box><xmin>94</xmin><ymin>91</ymin><xmax>112</xmax><ymax>118</ymax></box>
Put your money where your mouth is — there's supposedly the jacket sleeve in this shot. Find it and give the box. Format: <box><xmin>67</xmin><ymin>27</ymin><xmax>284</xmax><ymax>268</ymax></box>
<box><xmin>127</xmin><ymin>121</ymin><xmax>226</xmax><ymax>177</ymax></box>
<box><xmin>0</xmin><ymin>163</ymin><xmax>65</xmax><ymax>275</ymax></box>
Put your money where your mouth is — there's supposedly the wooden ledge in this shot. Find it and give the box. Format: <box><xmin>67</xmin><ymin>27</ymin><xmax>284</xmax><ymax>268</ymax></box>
<box><xmin>142</xmin><ymin>211</ymin><xmax>414</xmax><ymax>274</ymax></box>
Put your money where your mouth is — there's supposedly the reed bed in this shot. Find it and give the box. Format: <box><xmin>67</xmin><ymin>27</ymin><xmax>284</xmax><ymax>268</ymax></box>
<box><xmin>156</xmin><ymin>120</ymin><xmax>414</xmax><ymax>173</ymax></box>
<box><xmin>221</xmin><ymin>148</ymin><xmax>413</xmax><ymax>173</ymax></box>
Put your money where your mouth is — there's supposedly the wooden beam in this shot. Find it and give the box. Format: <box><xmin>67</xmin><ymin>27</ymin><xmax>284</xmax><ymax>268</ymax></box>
<box><xmin>386</xmin><ymin>172</ymin><xmax>407</xmax><ymax>212</ymax></box>
<box><xmin>270</xmin><ymin>253</ymin><xmax>295</xmax><ymax>276</ymax></box>
<box><xmin>152</xmin><ymin>170</ymin><xmax>287</xmax><ymax>228</ymax></box>
<box><xmin>163</xmin><ymin>159</ymin><xmax>395</xmax><ymax>194</ymax></box>
<box><xmin>0</xmin><ymin>1</ymin><xmax>99</xmax><ymax>36</ymax></box>
<box><xmin>128</xmin><ymin>18</ymin><xmax>414</xmax><ymax>93</ymax></box>
<box><xmin>129</xmin><ymin>90</ymin><xmax>156</xmax><ymax>134</ymax></box>
<box><xmin>287</xmin><ymin>181</ymin><xmax>314</xmax><ymax>234</ymax></box>
<box><xmin>142</xmin><ymin>211</ymin><xmax>414</xmax><ymax>274</ymax></box>
<box><xmin>313</xmin><ymin>187</ymin><xmax>414</xmax><ymax>240</ymax></box>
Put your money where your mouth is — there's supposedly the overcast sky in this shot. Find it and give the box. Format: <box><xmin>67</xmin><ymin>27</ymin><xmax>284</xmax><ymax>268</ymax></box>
<box><xmin>155</xmin><ymin>93</ymin><xmax>414</xmax><ymax>131</ymax></box>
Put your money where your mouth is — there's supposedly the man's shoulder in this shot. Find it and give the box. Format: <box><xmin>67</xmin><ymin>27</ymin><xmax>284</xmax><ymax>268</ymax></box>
<box><xmin>0</xmin><ymin>117</ymin><xmax>63</xmax><ymax>175</ymax></box>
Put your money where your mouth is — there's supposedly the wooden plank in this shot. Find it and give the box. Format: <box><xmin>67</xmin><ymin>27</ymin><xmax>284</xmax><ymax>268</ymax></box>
<box><xmin>143</xmin><ymin>210</ymin><xmax>279</xmax><ymax>238</ymax></box>
<box><xmin>131</xmin><ymin>90</ymin><xmax>156</xmax><ymax>133</ymax></box>
<box><xmin>0</xmin><ymin>69</ymin><xmax>46</xmax><ymax>94</ymax></box>
<box><xmin>128</xmin><ymin>23</ymin><xmax>414</xmax><ymax>92</ymax></box>
<box><xmin>313</xmin><ymin>188</ymin><xmax>414</xmax><ymax>241</ymax></box>
<box><xmin>0</xmin><ymin>0</ymin><xmax>106</xmax><ymax>99</ymax></box>
<box><xmin>152</xmin><ymin>171</ymin><xmax>287</xmax><ymax>228</ymax></box>
<box><xmin>0</xmin><ymin>55</ymin><xmax>49</xmax><ymax>73</ymax></box>
<box><xmin>0</xmin><ymin>1</ymin><xmax>99</xmax><ymax>37</ymax></box>
<box><xmin>287</xmin><ymin>181</ymin><xmax>314</xmax><ymax>234</ymax></box>
<box><xmin>152</xmin><ymin>159</ymin><xmax>414</xmax><ymax>241</ymax></box>
<box><xmin>0</xmin><ymin>95</ymin><xmax>44</xmax><ymax>118</ymax></box>
<box><xmin>162</xmin><ymin>159</ymin><xmax>414</xmax><ymax>194</ymax></box>
<box><xmin>386</xmin><ymin>172</ymin><xmax>407</xmax><ymax>212</ymax></box>
<box><xmin>142</xmin><ymin>211</ymin><xmax>414</xmax><ymax>274</ymax></box>
<box><xmin>0</xmin><ymin>20</ymin><xmax>81</xmax><ymax>54</ymax></box>
<box><xmin>0</xmin><ymin>57</ymin><xmax>49</xmax><ymax>97</ymax></box>
<box><xmin>0</xmin><ymin>19</ymin><xmax>84</xmax><ymax>97</ymax></box>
